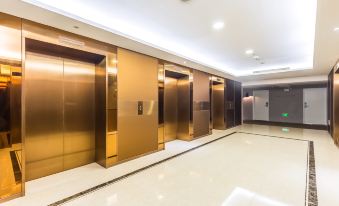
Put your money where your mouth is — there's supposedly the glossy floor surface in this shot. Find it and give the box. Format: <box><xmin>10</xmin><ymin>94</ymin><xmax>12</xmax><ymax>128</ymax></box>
<box><xmin>3</xmin><ymin>124</ymin><xmax>339</xmax><ymax>206</ymax></box>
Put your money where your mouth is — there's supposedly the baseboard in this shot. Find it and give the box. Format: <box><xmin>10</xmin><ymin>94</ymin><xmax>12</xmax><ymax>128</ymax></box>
<box><xmin>243</xmin><ymin>120</ymin><xmax>328</xmax><ymax>130</ymax></box>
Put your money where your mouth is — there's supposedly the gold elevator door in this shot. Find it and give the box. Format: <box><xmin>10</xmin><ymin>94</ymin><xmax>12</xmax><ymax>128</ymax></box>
<box><xmin>164</xmin><ymin>71</ymin><xmax>190</xmax><ymax>142</ymax></box>
<box><xmin>25</xmin><ymin>52</ymin><xmax>95</xmax><ymax>181</ymax></box>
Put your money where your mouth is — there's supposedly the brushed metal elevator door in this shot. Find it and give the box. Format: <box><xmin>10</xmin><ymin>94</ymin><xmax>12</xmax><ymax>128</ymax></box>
<box><xmin>63</xmin><ymin>59</ymin><xmax>95</xmax><ymax>170</ymax></box>
<box><xmin>164</xmin><ymin>77</ymin><xmax>178</xmax><ymax>142</ymax></box>
<box><xmin>25</xmin><ymin>52</ymin><xmax>95</xmax><ymax>181</ymax></box>
<box><xmin>25</xmin><ymin>52</ymin><xmax>64</xmax><ymax>181</ymax></box>
<box><xmin>177</xmin><ymin>77</ymin><xmax>190</xmax><ymax>140</ymax></box>
<box><xmin>212</xmin><ymin>83</ymin><xmax>225</xmax><ymax>129</ymax></box>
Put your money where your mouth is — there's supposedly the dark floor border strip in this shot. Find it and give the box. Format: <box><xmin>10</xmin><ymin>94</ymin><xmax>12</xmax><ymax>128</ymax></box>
<box><xmin>304</xmin><ymin>141</ymin><xmax>309</xmax><ymax>206</ymax></box>
<box><xmin>244</xmin><ymin>120</ymin><xmax>328</xmax><ymax>130</ymax></box>
<box><xmin>308</xmin><ymin>141</ymin><xmax>318</xmax><ymax>206</ymax></box>
<box><xmin>237</xmin><ymin>131</ymin><xmax>309</xmax><ymax>142</ymax></box>
<box><xmin>48</xmin><ymin>132</ymin><xmax>237</xmax><ymax>206</ymax></box>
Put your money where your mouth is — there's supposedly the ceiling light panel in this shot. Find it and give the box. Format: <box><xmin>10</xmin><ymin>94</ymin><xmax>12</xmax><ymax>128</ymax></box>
<box><xmin>245</xmin><ymin>49</ymin><xmax>254</xmax><ymax>55</ymax></box>
<box><xmin>22</xmin><ymin>0</ymin><xmax>318</xmax><ymax>76</ymax></box>
<box><xmin>212</xmin><ymin>21</ymin><xmax>224</xmax><ymax>30</ymax></box>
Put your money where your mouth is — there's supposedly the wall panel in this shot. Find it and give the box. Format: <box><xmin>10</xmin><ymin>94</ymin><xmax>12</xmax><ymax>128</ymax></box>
<box><xmin>117</xmin><ymin>48</ymin><xmax>158</xmax><ymax>161</ymax></box>
<box><xmin>225</xmin><ymin>79</ymin><xmax>235</xmax><ymax>128</ymax></box>
<box><xmin>193</xmin><ymin>70</ymin><xmax>211</xmax><ymax>137</ymax></box>
<box><xmin>269</xmin><ymin>88</ymin><xmax>303</xmax><ymax>123</ymax></box>
<box><xmin>234</xmin><ymin>81</ymin><xmax>242</xmax><ymax>126</ymax></box>
<box><xmin>212</xmin><ymin>82</ymin><xmax>225</xmax><ymax>129</ymax></box>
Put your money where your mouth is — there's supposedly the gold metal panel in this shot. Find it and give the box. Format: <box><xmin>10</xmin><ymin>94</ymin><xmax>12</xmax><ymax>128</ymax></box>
<box><xmin>158</xmin><ymin>125</ymin><xmax>164</xmax><ymax>145</ymax></box>
<box><xmin>177</xmin><ymin>77</ymin><xmax>190</xmax><ymax>141</ymax></box>
<box><xmin>107</xmin><ymin>133</ymin><xmax>117</xmax><ymax>157</ymax></box>
<box><xmin>25</xmin><ymin>52</ymin><xmax>64</xmax><ymax>181</ymax></box>
<box><xmin>212</xmin><ymin>82</ymin><xmax>225</xmax><ymax>129</ymax></box>
<box><xmin>95</xmin><ymin>58</ymin><xmax>107</xmax><ymax>167</ymax></box>
<box><xmin>25</xmin><ymin>50</ymin><xmax>96</xmax><ymax>179</ymax></box>
<box><xmin>9</xmin><ymin>66</ymin><xmax>22</xmax><ymax>145</ymax></box>
<box><xmin>0</xmin><ymin>13</ymin><xmax>22</xmax><ymax>64</ymax></box>
<box><xmin>333</xmin><ymin>71</ymin><xmax>339</xmax><ymax>144</ymax></box>
<box><xmin>22</xmin><ymin>20</ymin><xmax>114</xmax><ymax>57</ymax></box>
<box><xmin>63</xmin><ymin>59</ymin><xmax>95</xmax><ymax>170</ymax></box>
<box><xmin>157</xmin><ymin>64</ymin><xmax>164</xmax><ymax>148</ymax></box>
<box><xmin>0</xmin><ymin>13</ymin><xmax>23</xmax><ymax>202</ymax></box>
<box><xmin>164</xmin><ymin>77</ymin><xmax>178</xmax><ymax>142</ymax></box>
<box><xmin>158</xmin><ymin>143</ymin><xmax>164</xmax><ymax>150</ymax></box>
<box><xmin>25</xmin><ymin>157</ymin><xmax>63</xmax><ymax>181</ymax></box>
<box><xmin>192</xmin><ymin>70</ymin><xmax>211</xmax><ymax>138</ymax></box>
<box><xmin>106</xmin><ymin>156</ymin><xmax>117</xmax><ymax>167</ymax></box>
<box><xmin>21</xmin><ymin>17</ymin><xmax>118</xmax><ymax>171</ymax></box>
<box><xmin>164</xmin><ymin>64</ymin><xmax>190</xmax><ymax>75</ymax></box>
<box><xmin>117</xmin><ymin>48</ymin><xmax>158</xmax><ymax>161</ymax></box>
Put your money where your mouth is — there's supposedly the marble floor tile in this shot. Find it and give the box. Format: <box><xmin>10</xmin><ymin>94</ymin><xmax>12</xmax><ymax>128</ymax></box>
<box><xmin>3</xmin><ymin>124</ymin><xmax>339</xmax><ymax>206</ymax></box>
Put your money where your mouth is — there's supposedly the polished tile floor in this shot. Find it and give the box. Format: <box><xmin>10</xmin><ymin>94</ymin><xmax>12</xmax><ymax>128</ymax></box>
<box><xmin>3</xmin><ymin>124</ymin><xmax>339</xmax><ymax>206</ymax></box>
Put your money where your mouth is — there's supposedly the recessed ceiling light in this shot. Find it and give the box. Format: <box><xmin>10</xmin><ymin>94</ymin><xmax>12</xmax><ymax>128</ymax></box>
<box><xmin>183</xmin><ymin>61</ymin><xmax>187</xmax><ymax>64</ymax></box>
<box><xmin>212</xmin><ymin>21</ymin><xmax>224</xmax><ymax>30</ymax></box>
<box><xmin>334</xmin><ymin>27</ymin><xmax>339</xmax><ymax>32</ymax></box>
<box><xmin>245</xmin><ymin>49</ymin><xmax>254</xmax><ymax>55</ymax></box>
<box><xmin>73</xmin><ymin>25</ymin><xmax>79</xmax><ymax>29</ymax></box>
<box><xmin>253</xmin><ymin>55</ymin><xmax>260</xmax><ymax>60</ymax></box>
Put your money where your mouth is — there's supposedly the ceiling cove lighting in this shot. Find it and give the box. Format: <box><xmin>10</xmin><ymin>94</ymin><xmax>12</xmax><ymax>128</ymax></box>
<box><xmin>212</xmin><ymin>21</ymin><xmax>225</xmax><ymax>30</ymax></box>
<box><xmin>252</xmin><ymin>67</ymin><xmax>290</xmax><ymax>74</ymax></box>
<box><xmin>21</xmin><ymin>0</ymin><xmax>317</xmax><ymax>77</ymax></box>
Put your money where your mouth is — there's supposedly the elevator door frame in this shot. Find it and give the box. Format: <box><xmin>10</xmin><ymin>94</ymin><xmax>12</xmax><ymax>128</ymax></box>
<box><xmin>23</xmin><ymin>37</ymin><xmax>106</xmax><ymax>179</ymax></box>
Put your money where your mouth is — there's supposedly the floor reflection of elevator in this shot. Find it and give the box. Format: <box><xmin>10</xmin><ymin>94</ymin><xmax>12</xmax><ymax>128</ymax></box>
<box><xmin>25</xmin><ymin>39</ymin><xmax>103</xmax><ymax>181</ymax></box>
<box><xmin>0</xmin><ymin>64</ymin><xmax>22</xmax><ymax>200</ymax></box>
<box><xmin>164</xmin><ymin>70</ymin><xmax>190</xmax><ymax>142</ymax></box>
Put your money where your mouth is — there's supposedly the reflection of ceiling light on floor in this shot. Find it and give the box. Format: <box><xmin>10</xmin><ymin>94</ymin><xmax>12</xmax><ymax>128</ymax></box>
<box><xmin>222</xmin><ymin>187</ymin><xmax>288</xmax><ymax>206</ymax></box>
<box><xmin>157</xmin><ymin>194</ymin><xmax>164</xmax><ymax>200</ymax></box>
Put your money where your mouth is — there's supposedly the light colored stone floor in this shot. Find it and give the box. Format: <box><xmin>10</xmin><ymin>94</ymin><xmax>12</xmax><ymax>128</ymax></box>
<box><xmin>238</xmin><ymin>124</ymin><xmax>339</xmax><ymax>206</ymax></box>
<box><xmin>3</xmin><ymin>124</ymin><xmax>339</xmax><ymax>206</ymax></box>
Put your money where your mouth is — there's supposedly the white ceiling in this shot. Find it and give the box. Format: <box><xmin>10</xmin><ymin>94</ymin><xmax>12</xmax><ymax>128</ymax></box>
<box><xmin>1</xmin><ymin>0</ymin><xmax>338</xmax><ymax>81</ymax></box>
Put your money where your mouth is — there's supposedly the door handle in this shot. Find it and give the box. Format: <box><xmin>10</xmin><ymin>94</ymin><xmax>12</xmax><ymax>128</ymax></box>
<box><xmin>265</xmin><ymin>102</ymin><xmax>269</xmax><ymax>107</ymax></box>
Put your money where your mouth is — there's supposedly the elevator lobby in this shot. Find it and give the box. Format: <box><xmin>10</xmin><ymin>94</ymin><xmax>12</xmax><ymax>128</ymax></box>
<box><xmin>0</xmin><ymin>0</ymin><xmax>339</xmax><ymax>205</ymax></box>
